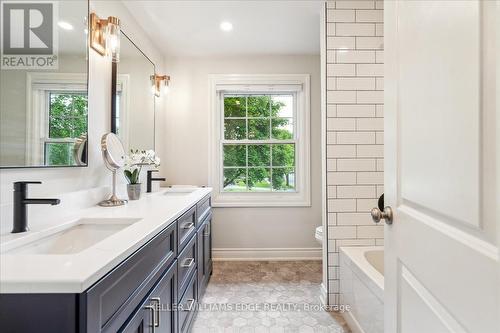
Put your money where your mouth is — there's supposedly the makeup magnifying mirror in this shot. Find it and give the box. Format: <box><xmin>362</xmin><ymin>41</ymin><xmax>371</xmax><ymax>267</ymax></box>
<box><xmin>99</xmin><ymin>133</ymin><xmax>128</xmax><ymax>207</ymax></box>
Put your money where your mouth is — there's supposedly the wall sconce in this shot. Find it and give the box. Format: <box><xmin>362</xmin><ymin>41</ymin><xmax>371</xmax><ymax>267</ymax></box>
<box><xmin>90</xmin><ymin>13</ymin><xmax>121</xmax><ymax>62</ymax></box>
<box><xmin>151</xmin><ymin>74</ymin><xmax>171</xmax><ymax>97</ymax></box>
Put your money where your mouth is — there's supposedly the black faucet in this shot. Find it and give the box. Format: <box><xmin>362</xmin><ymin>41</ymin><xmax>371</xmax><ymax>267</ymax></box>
<box><xmin>146</xmin><ymin>170</ymin><xmax>166</xmax><ymax>193</ymax></box>
<box><xmin>12</xmin><ymin>181</ymin><xmax>60</xmax><ymax>233</ymax></box>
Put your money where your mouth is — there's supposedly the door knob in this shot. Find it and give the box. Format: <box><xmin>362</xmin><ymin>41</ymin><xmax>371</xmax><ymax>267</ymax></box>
<box><xmin>371</xmin><ymin>206</ymin><xmax>393</xmax><ymax>225</ymax></box>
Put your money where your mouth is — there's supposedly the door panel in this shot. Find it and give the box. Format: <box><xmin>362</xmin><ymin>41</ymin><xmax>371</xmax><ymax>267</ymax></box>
<box><xmin>399</xmin><ymin>265</ymin><xmax>462</xmax><ymax>333</ymax></box>
<box><xmin>198</xmin><ymin>213</ymin><xmax>213</xmax><ymax>298</ymax></box>
<box><xmin>178</xmin><ymin>271</ymin><xmax>198</xmax><ymax>333</ymax></box>
<box><xmin>197</xmin><ymin>222</ymin><xmax>207</xmax><ymax>297</ymax></box>
<box><xmin>120</xmin><ymin>299</ymin><xmax>153</xmax><ymax>333</ymax></box>
<box><xmin>204</xmin><ymin>217</ymin><xmax>213</xmax><ymax>278</ymax></box>
<box><xmin>398</xmin><ymin>1</ymin><xmax>480</xmax><ymax>227</ymax></box>
<box><xmin>385</xmin><ymin>1</ymin><xmax>498</xmax><ymax>332</ymax></box>
<box><xmin>150</xmin><ymin>261</ymin><xmax>177</xmax><ymax>333</ymax></box>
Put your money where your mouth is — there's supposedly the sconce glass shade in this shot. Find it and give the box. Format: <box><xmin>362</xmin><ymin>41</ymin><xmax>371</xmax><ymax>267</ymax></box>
<box><xmin>162</xmin><ymin>81</ymin><xmax>170</xmax><ymax>95</ymax></box>
<box><xmin>151</xmin><ymin>75</ymin><xmax>170</xmax><ymax>97</ymax></box>
<box><xmin>106</xmin><ymin>16</ymin><xmax>121</xmax><ymax>62</ymax></box>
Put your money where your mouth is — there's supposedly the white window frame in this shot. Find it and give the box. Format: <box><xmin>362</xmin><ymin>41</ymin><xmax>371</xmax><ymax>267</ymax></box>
<box><xmin>26</xmin><ymin>72</ymin><xmax>87</xmax><ymax>165</ymax></box>
<box><xmin>115</xmin><ymin>74</ymin><xmax>130</xmax><ymax>149</ymax></box>
<box><xmin>209</xmin><ymin>74</ymin><xmax>311</xmax><ymax>207</ymax></box>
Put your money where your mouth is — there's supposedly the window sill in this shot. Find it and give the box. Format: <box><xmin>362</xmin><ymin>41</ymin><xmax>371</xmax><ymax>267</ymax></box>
<box><xmin>211</xmin><ymin>191</ymin><xmax>311</xmax><ymax>208</ymax></box>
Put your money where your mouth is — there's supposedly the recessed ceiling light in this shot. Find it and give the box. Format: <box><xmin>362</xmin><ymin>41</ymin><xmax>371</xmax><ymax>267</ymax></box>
<box><xmin>58</xmin><ymin>21</ymin><xmax>74</xmax><ymax>30</ymax></box>
<box><xmin>219</xmin><ymin>21</ymin><xmax>233</xmax><ymax>32</ymax></box>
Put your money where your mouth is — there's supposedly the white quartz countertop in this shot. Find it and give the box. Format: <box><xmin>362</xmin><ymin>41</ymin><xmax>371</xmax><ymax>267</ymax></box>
<box><xmin>0</xmin><ymin>187</ymin><xmax>212</xmax><ymax>294</ymax></box>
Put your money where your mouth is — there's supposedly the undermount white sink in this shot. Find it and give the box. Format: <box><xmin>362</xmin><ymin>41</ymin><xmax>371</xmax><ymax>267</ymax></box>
<box><xmin>4</xmin><ymin>218</ymin><xmax>142</xmax><ymax>255</ymax></box>
<box><xmin>162</xmin><ymin>188</ymin><xmax>198</xmax><ymax>196</ymax></box>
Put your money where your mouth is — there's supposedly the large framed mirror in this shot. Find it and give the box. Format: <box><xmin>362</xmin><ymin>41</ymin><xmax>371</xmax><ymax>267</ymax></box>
<box><xmin>112</xmin><ymin>31</ymin><xmax>155</xmax><ymax>152</ymax></box>
<box><xmin>0</xmin><ymin>0</ymin><xmax>89</xmax><ymax>168</ymax></box>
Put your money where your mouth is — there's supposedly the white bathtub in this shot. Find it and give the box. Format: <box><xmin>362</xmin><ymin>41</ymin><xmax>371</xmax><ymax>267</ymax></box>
<box><xmin>340</xmin><ymin>246</ymin><xmax>384</xmax><ymax>333</ymax></box>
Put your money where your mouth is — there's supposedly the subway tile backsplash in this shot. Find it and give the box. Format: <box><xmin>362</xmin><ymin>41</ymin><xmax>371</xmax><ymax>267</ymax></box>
<box><xmin>324</xmin><ymin>0</ymin><xmax>384</xmax><ymax>306</ymax></box>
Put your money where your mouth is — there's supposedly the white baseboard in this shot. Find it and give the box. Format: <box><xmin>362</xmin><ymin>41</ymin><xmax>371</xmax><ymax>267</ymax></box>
<box><xmin>213</xmin><ymin>247</ymin><xmax>322</xmax><ymax>261</ymax></box>
<box><xmin>342</xmin><ymin>310</ymin><xmax>364</xmax><ymax>333</ymax></box>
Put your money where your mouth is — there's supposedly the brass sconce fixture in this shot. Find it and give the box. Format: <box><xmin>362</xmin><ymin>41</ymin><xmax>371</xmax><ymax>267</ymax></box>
<box><xmin>90</xmin><ymin>13</ymin><xmax>121</xmax><ymax>62</ymax></box>
<box><xmin>151</xmin><ymin>74</ymin><xmax>171</xmax><ymax>97</ymax></box>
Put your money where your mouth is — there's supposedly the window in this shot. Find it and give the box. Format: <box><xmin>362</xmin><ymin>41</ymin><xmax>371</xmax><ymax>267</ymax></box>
<box><xmin>44</xmin><ymin>92</ymin><xmax>88</xmax><ymax>165</ymax></box>
<box><xmin>222</xmin><ymin>94</ymin><xmax>296</xmax><ymax>192</ymax></box>
<box><xmin>26</xmin><ymin>73</ymin><xmax>87</xmax><ymax>166</ymax></box>
<box><xmin>209</xmin><ymin>74</ymin><xmax>311</xmax><ymax>207</ymax></box>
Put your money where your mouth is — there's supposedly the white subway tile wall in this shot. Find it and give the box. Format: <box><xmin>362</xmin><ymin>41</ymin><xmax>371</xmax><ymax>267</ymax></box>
<box><xmin>325</xmin><ymin>0</ymin><xmax>383</xmax><ymax>305</ymax></box>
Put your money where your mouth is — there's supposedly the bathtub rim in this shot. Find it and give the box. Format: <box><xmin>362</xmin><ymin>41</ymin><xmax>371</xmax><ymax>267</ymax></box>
<box><xmin>340</xmin><ymin>246</ymin><xmax>384</xmax><ymax>301</ymax></box>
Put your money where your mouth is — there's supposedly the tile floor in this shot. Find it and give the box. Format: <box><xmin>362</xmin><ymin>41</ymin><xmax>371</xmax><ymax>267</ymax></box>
<box><xmin>192</xmin><ymin>261</ymin><xmax>351</xmax><ymax>333</ymax></box>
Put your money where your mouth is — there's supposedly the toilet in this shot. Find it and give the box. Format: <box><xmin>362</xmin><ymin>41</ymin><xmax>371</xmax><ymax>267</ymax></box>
<box><xmin>315</xmin><ymin>226</ymin><xmax>323</xmax><ymax>244</ymax></box>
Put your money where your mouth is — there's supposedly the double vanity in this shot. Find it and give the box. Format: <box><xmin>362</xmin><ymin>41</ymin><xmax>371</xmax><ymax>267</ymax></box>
<box><xmin>0</xmin><ymin>187</ymin><xmax>213</xmax><ymax>333</ymax></box>
<box><xmin>0</xmin><ymin>2</ymin><xmax>210</xmax><ymax>332</ymax></box>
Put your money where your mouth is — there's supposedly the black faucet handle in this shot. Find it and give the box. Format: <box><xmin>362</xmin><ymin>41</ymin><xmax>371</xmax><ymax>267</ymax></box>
<box><xmin>14</xmin><ymin>181</ymin><xmax>42</xmax><ymax>191</ymax></box>
<box><xmin>147</xmin><ymin>170</ymin><xmax>160</xmax><ymax>177</ymax></box>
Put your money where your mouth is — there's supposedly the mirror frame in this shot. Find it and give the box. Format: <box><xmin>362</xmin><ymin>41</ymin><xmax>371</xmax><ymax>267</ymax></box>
<box><xmin>0</xmin><ymin>0</ymin><xmax>90</xmax><ymax>169</ymax></box>
<box><xmin>111</xmin><ymin>31</ymin><xmax>156</xmax><ymax>151</ymax></box>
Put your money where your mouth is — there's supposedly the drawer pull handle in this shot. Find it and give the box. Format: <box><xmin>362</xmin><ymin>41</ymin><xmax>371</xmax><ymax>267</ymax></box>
<box><xmin>181</xmin><ymin>258</ymin><xmax>195</xmax><ymax>268</ymax></box>
<box><xmin>144</xmin><ymin>305</ymin><xmax>156</xmax><ymax>333</ymax></box>
<box><xmin>204</xmin><ymin>223</ymin><xmax>211</xmax><ymax>237</ymax></box>
<box><xmin>150</xmin><ymin>297</ymin><xmax>160</xmax><ymax>327</ymax></box>
<box><xmin>182</xmin><ymin>222</ymin><xmax>194</xmax><ymax>229</ymax></box>
<box><xmin>183</xmin><ymin>299</ymin><xmax>196</xmax><ymax>311</ymax></box>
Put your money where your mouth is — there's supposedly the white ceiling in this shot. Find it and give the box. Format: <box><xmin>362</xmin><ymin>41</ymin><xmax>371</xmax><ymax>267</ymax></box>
<box><xmin>58</xmin><ymin>1</ymin><xmax>88</xmax><ymax>54</ymax></box>
<box><xmin>122</xmin><ymin>1</ymin><xmax>323</xmax><ymax>57</ymax></box>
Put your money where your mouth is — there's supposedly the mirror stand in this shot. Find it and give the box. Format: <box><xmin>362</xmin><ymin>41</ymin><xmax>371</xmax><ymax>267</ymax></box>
<box><xmin>98</xmin><ymin>133</ymin><xmax>128</xmax><ymax>207</ymax></box>
<box><xmin>99</xmin><ymin>170</ymin><xmax>127</xmax><ymax>207</ymax></box>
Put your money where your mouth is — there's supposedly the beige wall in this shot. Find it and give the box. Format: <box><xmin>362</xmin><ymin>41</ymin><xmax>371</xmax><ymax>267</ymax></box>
<box><xmin>160</xmin><ymin>55</ymin><xmax>322</xmax><ymax>254</ymax></box>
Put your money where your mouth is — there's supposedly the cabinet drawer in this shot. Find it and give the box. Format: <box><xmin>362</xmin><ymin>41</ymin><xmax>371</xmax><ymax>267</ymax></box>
<box><xmin>178</xmin><ymin>270</ymin><xmax>198</xmax><ymax>333</ymax></box>
<box><xmin>120</xmin><ymin>261</ymin><xmax>178</xmax><ymax>333</ymax></box>
<box><xmin>196</xmin><ymin>195</ymin><xmax>211</xmax><ymax>224</ymax></box>
<box><xmin>177</xmin><ymin>206</ymin><xmax>196</xmax><ymax>251</ymax></box>
<box><xmin>177</xmin><ymin>234</ymin><xmax>197</xmax><ymax>297</ymax></box>
<box><xmin>85</xmin><ymin>221</ymin><xmax>177</xmax><ymax>333</ymax></box>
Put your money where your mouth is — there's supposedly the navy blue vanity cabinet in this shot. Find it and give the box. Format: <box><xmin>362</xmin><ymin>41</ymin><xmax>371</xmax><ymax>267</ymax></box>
<box><xmin>178</xmin><ymin>234</ymin><xmax>197</xmax><ymax>298</ymax></box>
<box><xmin>197</xmin><ymin>212</ymin><xmax>213</xmax><ymax>298</ymax></box>
<box><xmin>178</xmin><ymin>270</ymin><xmax>199</xmax><ymax>333</ymax></box>
<box><xmin>196</xmin><ymin>194</ymin><xmax>213</xmax><ymax>299</ymax></box>
<box><xmin>174</xmin><ymin>194</ymin><xmax>212</xmax><ymax>333</ymax></box>
<box><xmin>152</xmin><ymin>263</ymin><xmax>178</xmax><ymax>333</ymax></box>
<box><xmin>118</xmin><ymin>297</ymin><xmax>154</xmax><ymax>333</ymax></box>
<box><xmin>177</xmin><ymin>206</ymin><xmax>197</xmax><ymax>252</ymax></box>
<box><xmin>120</xmin><ymin>260</ymin><xmax>177</xmax><ymax>333</ymax></box>
<box><xmin>84</xmin><ymin>221</ymin><xmax>177</xmax><ymax>333</ymax></box>
<box><xmin>0</xmin><ymin>193</ymin><xmax>212</xmax><ymax>333</ymax></box>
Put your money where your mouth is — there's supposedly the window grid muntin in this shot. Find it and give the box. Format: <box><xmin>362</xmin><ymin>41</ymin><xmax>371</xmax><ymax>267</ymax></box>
<box><xmin>221</xmin><ymin>92</ymin><xmax>297</xmax><ymax>193</ymax></box>
<box><xmin>48</xmin><ymin>91</ymin><xmax>88</xmax><ymax>139</ymax></box>
<box><xmin>44</xmin><ymin>91</ymin><xmax>88</xmax><ymax>166</ymax></box>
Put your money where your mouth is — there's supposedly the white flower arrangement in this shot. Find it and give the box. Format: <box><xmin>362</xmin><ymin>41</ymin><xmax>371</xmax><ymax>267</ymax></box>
<box><xmin>124</xmin><ymin>150</ymin><xmax>161</xmax><ymax>184</ymax></box>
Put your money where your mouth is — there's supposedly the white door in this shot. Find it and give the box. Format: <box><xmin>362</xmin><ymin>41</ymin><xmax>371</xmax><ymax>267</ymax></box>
<box><xmin>383</xmin><ymin>1</ymin><xmax>498</xmax><ymax>333</ymax></box>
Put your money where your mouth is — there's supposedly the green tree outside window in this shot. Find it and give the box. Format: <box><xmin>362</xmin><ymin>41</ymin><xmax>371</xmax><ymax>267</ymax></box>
<box><xmin>223</xmin><ymin>95</ymin><xmax>295</xmax><ymax>192</ymax></box>
<box><xmin>45</xmin><ymin>93</ymin><xmax>88</xmax><ymax>166</ymax></box>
